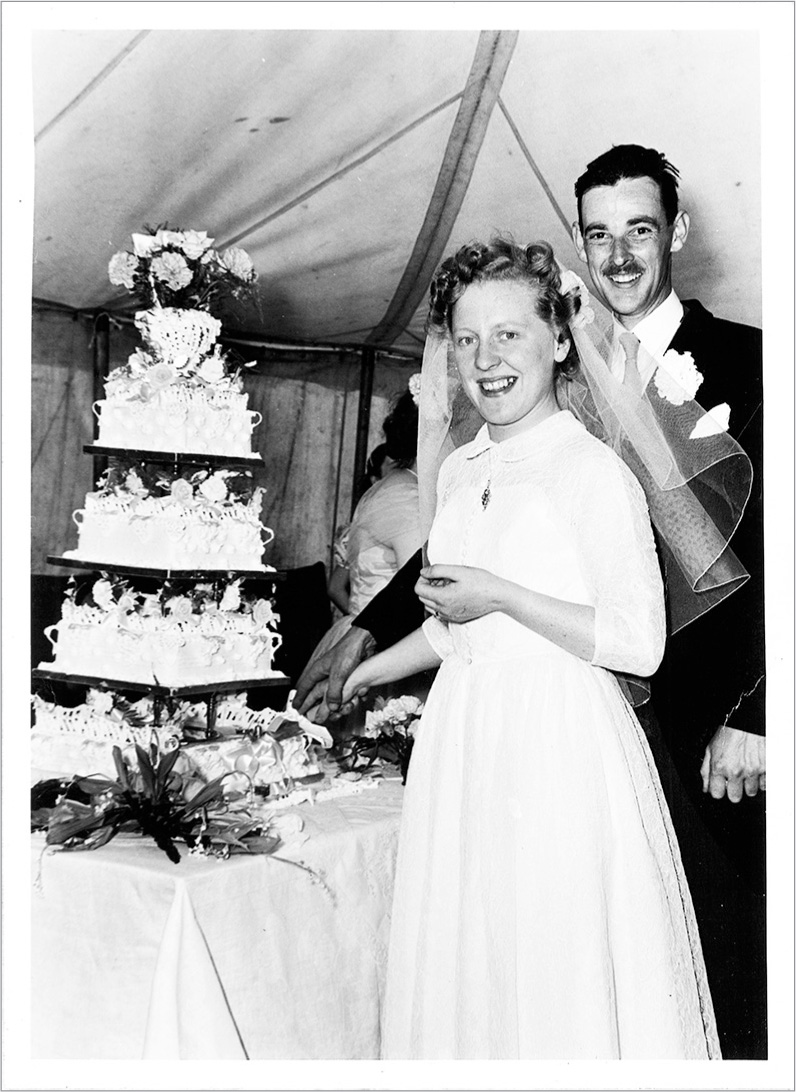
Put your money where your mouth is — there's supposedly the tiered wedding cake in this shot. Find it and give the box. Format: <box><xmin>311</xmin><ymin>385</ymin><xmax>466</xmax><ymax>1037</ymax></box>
<box><xmin>33</xmin><ymin>227</ymin><xmax>329</xmax><ymax>788</ymax></box>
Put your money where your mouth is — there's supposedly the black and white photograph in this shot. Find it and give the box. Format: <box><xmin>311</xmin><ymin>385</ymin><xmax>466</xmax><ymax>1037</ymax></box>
<box><xmin>2</xmin><ymin>2</ymin><xmax>793</xmax><ymax>1089</ymax></box>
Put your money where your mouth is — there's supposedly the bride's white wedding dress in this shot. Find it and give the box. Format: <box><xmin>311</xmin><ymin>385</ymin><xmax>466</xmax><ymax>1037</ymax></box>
<box><xmin>382</xmin><ymin>411</ymin><xmax>720</xmax><ymax>1060</ymax></box>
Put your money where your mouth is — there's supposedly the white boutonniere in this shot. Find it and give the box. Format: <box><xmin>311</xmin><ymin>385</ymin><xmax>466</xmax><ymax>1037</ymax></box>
<box><xmin>689</xmin><ymin>403</ymin><xmax>731</xmax><ymax>439</ymax></box>
<box><xmin>653</xmin><ymin>349</ymin><xmax>704</xmax><ymax>406</ymax></box>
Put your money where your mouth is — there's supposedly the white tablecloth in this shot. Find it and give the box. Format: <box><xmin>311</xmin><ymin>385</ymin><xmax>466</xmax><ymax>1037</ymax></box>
<box><xmin>31</xmin><ymin>780</ymin><xmax>404</xmax><ymax>1060</ymax></box>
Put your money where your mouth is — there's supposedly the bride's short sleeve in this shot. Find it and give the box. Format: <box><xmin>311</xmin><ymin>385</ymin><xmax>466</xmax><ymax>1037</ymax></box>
<box><xmin>569</xmin><ymin>448</ymin><xmax>666</xmax><ymax>677</ymax></box>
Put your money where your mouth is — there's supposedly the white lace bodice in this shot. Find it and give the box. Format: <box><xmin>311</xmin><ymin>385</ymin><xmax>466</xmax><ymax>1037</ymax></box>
<box><xmin>424</xmin><ymin>411</ymin><xmax>665</xmax><ymax>676</ymax></box>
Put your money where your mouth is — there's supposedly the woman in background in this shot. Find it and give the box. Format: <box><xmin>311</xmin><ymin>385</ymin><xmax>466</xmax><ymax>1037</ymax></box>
<box><xmin>301</xmin><ymin>383</ymin><xmax>426</xmax><ymax>719</ymax></box>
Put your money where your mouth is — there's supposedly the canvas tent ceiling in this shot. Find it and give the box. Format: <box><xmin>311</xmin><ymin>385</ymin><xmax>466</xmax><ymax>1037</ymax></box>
<box><xmin>32</xmin><ymin>28</ymin><xmax>762</xmax><ymax>355</ymax></box>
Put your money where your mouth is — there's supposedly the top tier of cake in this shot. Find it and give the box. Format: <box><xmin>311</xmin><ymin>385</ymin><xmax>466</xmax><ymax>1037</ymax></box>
<box><xmin>96</xmin><ymin>229</ymin><xmax>262</xmax><ymax>458</ymax></box>
<box><xmin>94</xmin><ymin>308</ymin><xmax>262</xmax><ymax>458</ymax></box>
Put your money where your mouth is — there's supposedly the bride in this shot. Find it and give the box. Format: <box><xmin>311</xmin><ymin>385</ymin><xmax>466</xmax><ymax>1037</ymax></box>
<box><xmin>341</xmin><ymin>239</ymin><xmax>721</xmax><ymax>1059</ymax></box>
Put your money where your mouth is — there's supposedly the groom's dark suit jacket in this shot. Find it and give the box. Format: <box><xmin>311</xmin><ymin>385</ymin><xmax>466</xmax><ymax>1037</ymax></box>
<box><xmin>653</xmin><ymin>300</ymin><xmax>764</xmax><ymax>751</ymax></box>
<box><xmin>355</xmin><ymin>298</ymin><xmax>765</xmax><ymax>750</ymax></box>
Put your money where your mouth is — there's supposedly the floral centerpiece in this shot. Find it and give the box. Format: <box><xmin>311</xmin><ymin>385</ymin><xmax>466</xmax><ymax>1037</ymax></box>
<box><xmin>108</xmin><ymin>226</ymin><xmax>257</xmax><ymax>313</ymax></box>
<box><xmin>340</xmin><ymin>695</ymin><xmax>424</xmax><ymax>784</ymax></box>
<box><xmin>31</xmin><ymin>742</ymin><xmax>285</xmax><ymax>863</ymax></box>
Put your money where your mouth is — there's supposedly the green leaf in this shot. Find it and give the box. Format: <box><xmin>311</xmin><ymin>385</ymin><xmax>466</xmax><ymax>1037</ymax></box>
<box><xmin>46</xmin><ymin>812</ymin><xmax>105</xmax><ymax>845</ymax></box>
<box><xmin>73</xmin><ymin>777</ymin><xmax>124</xmax><ymax>796</ymax></box>
<box><xmin>112</xmin><ymin>746</ymin><xmax>130</xmax><ymax>790</ymax></box>
<box><xmin>31</xmin><ymin>808</ymin><xmax>54</xmax><ymax>831</ymax></box>
<box><xmin>155</xmin><ymin>747</ymin><xmax>181</xmax><ymax>794</ymax></box>
<box><xmin>135</xmin><ymin>745</ymin><xmax>156</xmax><ymax>798</ymax></box>
<box><xmin>176</xmin><ymin>774</ymin><xmax>229</xmax><ymax>815</ymax></box>
<box><xmin>81</xmin><ymin>824</ymin><xmax>118</xmax><ymax>850</ymax></box>
<box><xmin>271</xmin><ymin>723</ymin><xmax>303</xmax><ymax>742</ymax></box>
<box><xmin>237</xmin><ymin>833</ymin><xmax>280</xmax><ymax>855</ymax></box>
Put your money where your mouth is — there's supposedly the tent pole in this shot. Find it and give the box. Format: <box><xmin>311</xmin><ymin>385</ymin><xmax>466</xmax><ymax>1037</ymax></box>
<box><xmin>92</xmin><ymin>311</ymin><xmax>110</xmax><ymax>480</ymax></box>
<box><xmin>351</xmin><ymin>346</ymin><xmax>375</xmax><ymax>515</ymax></box>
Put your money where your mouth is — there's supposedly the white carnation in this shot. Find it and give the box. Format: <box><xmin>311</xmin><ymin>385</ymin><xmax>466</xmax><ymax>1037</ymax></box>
<box><xmin>220</xmin><ymin>247</ymin><xmax>255</xmax><ymax>281</ymax></box>
<box><xmin>653</xmin><ymin>350</ymin><xmax>704</xmax><ymax>406</ymax></box>
<box><xmin>180</xmin><ymin>230</ymin><xmax>214</xmax><ymax>259</ymax></box>
<box><xmin>108</xmin><ymin>251</ymin><xmax>138</xmax><ymax>289</ymax></box>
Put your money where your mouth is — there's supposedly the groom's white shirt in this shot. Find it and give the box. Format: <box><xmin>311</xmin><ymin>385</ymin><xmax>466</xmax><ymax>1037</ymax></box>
<box><xmin>610</xmin><ymin>289</ymin><xmax>684</xmax><ymax>387</ymax></box>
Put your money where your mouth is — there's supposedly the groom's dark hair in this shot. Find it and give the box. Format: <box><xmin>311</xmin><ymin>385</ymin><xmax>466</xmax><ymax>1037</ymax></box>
<box><xmin>575</xmin><ymin>145</ymin><xmax>681</xmax><ymax>227</ymax></box>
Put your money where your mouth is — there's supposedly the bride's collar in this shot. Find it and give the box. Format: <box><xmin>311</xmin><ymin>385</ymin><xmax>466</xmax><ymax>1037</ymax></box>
<box><xmin>465</xmin><ymin>410</ymin><xmax>575</xmax><ymax>461</ymax></box>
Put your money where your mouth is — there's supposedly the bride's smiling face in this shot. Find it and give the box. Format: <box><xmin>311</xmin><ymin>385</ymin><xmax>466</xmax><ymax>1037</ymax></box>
<box><xmin>451</xmin><ymin>280</ymin><xmax>570</xmax><ymax>441</ymax></box>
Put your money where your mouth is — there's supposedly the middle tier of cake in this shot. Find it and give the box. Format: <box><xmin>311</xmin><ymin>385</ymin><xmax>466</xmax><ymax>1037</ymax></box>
<box><xmin>38</xmin><ymin>576</ymin><xmax>287</xmax><ymax>687</ymax></box>
<box><xmin>64</xmin><ymin>462</ymin><xmax>272</xmax><ymax>571</ymax></box>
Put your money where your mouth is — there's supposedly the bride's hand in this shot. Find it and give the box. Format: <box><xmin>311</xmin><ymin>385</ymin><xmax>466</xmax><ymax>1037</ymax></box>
<box><xmin>340</xmin><ymin>660</ymin><xmax>376</xmax><ymax>705</ymax></box>
<box><xmin>416</xmin><ymin>564</ymin><xmax>507</xmax><ymax>624</ymax></box>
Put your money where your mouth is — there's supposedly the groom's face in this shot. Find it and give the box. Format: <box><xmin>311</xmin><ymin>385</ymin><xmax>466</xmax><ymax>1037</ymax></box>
<box><xmin>572</xmin><ymin>175</ymin><xmax>689</xmax><ymax>328</ymax></box>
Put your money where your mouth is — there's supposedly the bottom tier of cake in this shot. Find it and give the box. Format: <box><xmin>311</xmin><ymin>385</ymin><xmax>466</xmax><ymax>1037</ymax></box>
<box><xmin>31</xmin><ymin>690</ymin><xmax>329</xmax><ymax>792</ymax></box>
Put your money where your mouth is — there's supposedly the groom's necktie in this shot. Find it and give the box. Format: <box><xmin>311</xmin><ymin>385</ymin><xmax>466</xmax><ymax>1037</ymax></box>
<box><xmin>619</xmin><ymin>331</ymin><xmax>644</xmax><ymax>395</ymax></box>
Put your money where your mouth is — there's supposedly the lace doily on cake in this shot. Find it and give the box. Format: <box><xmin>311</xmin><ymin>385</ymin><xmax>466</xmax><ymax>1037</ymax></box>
<box><xmin>135</xmin><ymin>307</ymin><xmax>221</xmax><ymax>367</ymax></box>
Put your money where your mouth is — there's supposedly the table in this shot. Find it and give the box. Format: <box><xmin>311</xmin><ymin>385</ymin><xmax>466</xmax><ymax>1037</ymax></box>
<box><xmin>31</xmin><ymin>780</ymin><xmax>404</xmax><ymax>1060</ymax></box>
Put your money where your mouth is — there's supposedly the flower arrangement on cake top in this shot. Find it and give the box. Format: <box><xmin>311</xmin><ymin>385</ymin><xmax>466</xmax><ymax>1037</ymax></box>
<box><xmin>97</xmin><ymin>226</ymin><xmax>263</xmax><ymax>458</ymax></box>
<box><xmin>108</xmin><ymin>226</ymin><xmax>257</xmax><ymax>313</ymax></box>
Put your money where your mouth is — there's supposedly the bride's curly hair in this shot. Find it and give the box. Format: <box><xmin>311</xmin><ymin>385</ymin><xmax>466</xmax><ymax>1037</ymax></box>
<box><xmin>427</xmin><ymin>238</ymin><xmax>581</xmax><ymax>377</ymax></box>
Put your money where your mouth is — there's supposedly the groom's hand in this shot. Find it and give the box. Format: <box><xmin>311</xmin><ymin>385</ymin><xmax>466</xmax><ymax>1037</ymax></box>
<box><xmin>295</xmin><ymin>625</ymin><xmax>376</xmax><ymax>719</ymax></box>
<box><xmin>700</xmin><ymin>725</ymin><xmax>766</xmax><ymax>803</ymax></box>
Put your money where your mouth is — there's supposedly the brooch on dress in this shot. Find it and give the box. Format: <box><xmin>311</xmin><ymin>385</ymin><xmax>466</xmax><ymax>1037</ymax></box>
<box><xmin>481</xmin><ymin>479</ymin><xmax>491</xmax><ymax>509</ymax></box>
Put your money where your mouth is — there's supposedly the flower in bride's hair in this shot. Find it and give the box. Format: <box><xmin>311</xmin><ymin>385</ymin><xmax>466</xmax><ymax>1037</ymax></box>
<box><xmin>558</xmin><ymin>269</ymin><xmax>585</xmax><ymax>296</ymax></box>
<box><xmin>654</xmin><ymin>350</ymin><xmax>704</xmax><ymax>406</ymax></box>
<box><xmin>558</xmin><ymin>269</ymin><xmax>594</xmax><ymax>328</ymax></box>
<box><xmin>108</xmin><ymin>251</ymin><xmax>139</xmax><ymax>289</ymax></box>
<box><xmin>408</xmin><ymin>372</ymin><xmax>422</xmax><ymax>406</ymax></box>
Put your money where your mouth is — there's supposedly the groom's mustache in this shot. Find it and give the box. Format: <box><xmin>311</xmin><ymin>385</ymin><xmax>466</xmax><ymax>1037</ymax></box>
<box><xmin>601</xmin><ymin>262</ymin><xmax>644</xmax><ymax>278</ymax></box>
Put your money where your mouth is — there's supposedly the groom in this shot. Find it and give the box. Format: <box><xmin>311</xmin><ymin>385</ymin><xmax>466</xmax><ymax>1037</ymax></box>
<box><xmin>571</xmin><ymin>144</ymin><xmax>764</xmax><ymax>800</ymax></box>
<box><xmin>295</xmin><ymin>145</ymin><xmax>765</xmax><ymax>1056</ymax></box>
